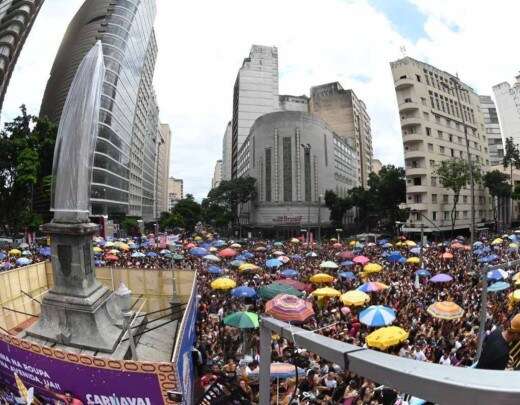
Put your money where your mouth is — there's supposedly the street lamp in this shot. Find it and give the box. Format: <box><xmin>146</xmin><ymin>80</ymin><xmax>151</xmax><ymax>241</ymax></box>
<box><xmin>318</xmin><ymin>194</ymin><xmax>323</xmax><ymax>243</ymax></box>
<box><xmin>335</xmin><ymin>228</ymin><xmax>343</xmax><ymax>242</ymax></box>
<box><xmin>301</xmin><ymin>143</ymin><xmax>312</xmax><ymax>242</ymax></box>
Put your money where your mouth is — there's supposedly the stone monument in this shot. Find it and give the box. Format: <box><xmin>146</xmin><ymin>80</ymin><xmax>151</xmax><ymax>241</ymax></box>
<box><xmin>27</xmin><ymin>42</ymin><xmax>132</xmax><ymax>353</ymax></box>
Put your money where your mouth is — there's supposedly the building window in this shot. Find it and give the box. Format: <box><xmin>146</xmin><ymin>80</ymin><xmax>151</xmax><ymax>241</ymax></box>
<box><xmin>282</xmin><ymin>137</ymin><xmax>292</xmax><ymax>202</ymax></box>
<box><xmin>428</xmin><ymin>143</ymin><xmax>433</xmax><ymax>152</ymax></box>
<box><xmin>439</xmin><ymin>146</ymin><xmax>445</xmax><ymax>154</ymax></box>
<box><xmin>265</xmin><ymin>148</ymin><xmax>272</xmax><ymax>202</ymax></box>
<box><xmin>444</xmin><ymin>211</ymin><xmax>449</xmax><ymax>220</ymax></box>
<box><xmin>431</xmin><ymin>176</ymin><xmax>437</xmax><ymax>186</ymax></box>
<box><xmin>443</xmin><ymin>194</ymin><xmax>449</xmax><ymax>203</ymax></box>
<box><xmin>426</xmin><ymin>127</ymin><xmax>432</xmax><ymax>136</ymax></box>
<box><xmin>432</xmin><ymin>211</ymin><xmax>437</xmax><ymax>221</ymax></box>
<box><xmin>432</xmin><ymin>194</ymin><xmax>437</xmax><ymax>203</ymax></box>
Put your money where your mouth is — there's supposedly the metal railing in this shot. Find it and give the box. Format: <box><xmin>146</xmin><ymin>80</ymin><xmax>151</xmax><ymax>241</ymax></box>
<box><xmin>259</xmin><ymin>316</ymin><xmax>520</xmax><ymax>405</ymax></box>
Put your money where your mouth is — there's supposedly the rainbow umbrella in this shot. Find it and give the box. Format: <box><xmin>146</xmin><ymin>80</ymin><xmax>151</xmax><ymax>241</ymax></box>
<box><xmin>265</xmin><ymin>294</ymin><xmax>314</xmax><ymax>322</ymax></box>
<box><xmin>357</xmin><ymin>282</ymin><xmax>388</xmax><ymax>293</ymax></box>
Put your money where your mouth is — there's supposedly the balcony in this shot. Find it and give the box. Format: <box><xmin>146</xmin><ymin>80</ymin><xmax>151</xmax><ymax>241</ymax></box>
<box><xmin>398</xmin><ymin>101</ymin><xmax>420</xmax><ymax>113</ymax></box>
<box><xmin>407</xmin><ymin>185</ymin><xmax>428</xmax><ymax>194</ymax></box>
<box><xmin>406</xmin><ymin>202</ymin><xmax>428</xmax><ymax>211</ymax></box>
<box><xmin>402</xmin><ymin>133</ymin><xmax>423</xmax><ymax>143</ymax></box>
<box><xmin>405</xmin><ymin>167</ymin><xmax>427</xmax><ymax>176</ymax></box>
<box><xmin>404</xmin><ymin>149</ymin><xmax>425</xmax><ymax>159</ymax></box>
<box><xmin>395</xmin><ymin>77</ymin><xmax>415</xmax><ymax>90</ymax></box>
<box><xmin>401</xmin><ymin>117</ymin><xmax>422</xmax><ymax>128</ymax></box>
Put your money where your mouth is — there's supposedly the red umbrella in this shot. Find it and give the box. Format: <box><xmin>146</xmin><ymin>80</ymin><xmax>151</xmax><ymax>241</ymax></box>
<box><xmin>218</xmin><ymin>248</ymin><xmax>238</xmax><ymax>258</ymax></box>
<box><xmin>338</xmin><ymin>251</ymin><xmax>354</xmax><ymax>259</ymax></box>
<box><xmin>265</xmin><ymin>294</ymin><xmax>314</xmax><ymax>323</ymax></box>
<box><xmin>276</xmin><ymin>278</ymin><xmax>312</xmax><ymax>292</ymax></box>
<box><xmin>105</xmin><ymin>254</ymin><xmax>118</xmax><ymax>261</ymax></box>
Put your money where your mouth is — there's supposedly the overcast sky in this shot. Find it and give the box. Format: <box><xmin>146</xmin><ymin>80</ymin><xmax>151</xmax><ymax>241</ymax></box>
<box><xmin>2</xmin><ymin>0</ymin><xmax>519</xmax><ymax>200</ymax></box>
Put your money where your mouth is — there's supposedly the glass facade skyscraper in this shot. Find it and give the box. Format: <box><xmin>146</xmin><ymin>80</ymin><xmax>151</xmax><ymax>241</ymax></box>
<box><xmin>40</xmin><ymin>0</ymin><xmax>160</xmax><ymax>221</ymax></box>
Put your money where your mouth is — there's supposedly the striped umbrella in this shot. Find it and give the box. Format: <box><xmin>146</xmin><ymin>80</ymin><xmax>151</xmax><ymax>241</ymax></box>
<box><xmin>276</xmin><ymin>278</ymin><xmax>312</xmax><ymax>292</ymax></box>
<box><xmin>427</xmin><ymin>301</ymin><xmax>464</xmax><ymax>320</ymax></box>
<box><xmin>265</xmin><ymin>294</ymin><xmax>314</xmax><ymax>323</ymax></box>
<box><xmin>359</xmin><ymin>305</ymin><xmax>396</xmax><ymax>327</ymax></box>
<box><xmin>357</xmin><ymin>282</ymin><xmax>388</xmax><ymax>293</ymax></box>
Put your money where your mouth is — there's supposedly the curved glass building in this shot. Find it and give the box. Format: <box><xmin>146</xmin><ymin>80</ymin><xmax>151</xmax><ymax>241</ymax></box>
<box><xmin>40</xmin><ymin>0</ymin><xmax>160</xmax><ymax>221</ymax></box>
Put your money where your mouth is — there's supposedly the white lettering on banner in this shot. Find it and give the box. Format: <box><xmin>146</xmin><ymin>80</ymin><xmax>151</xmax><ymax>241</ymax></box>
<box><xmin>0</xmin><ymin>352</ymin><xmax>61</xmax><ymax>391</ymax></box>
<box><xmin>85</xmin><ymin>394</ymin><xmax>152</xmax><ymax>405</ymax></box>
<box><xmin>272</xmin><ymin>215</ymin><xmax>303</xmax><ymax>225</ymax></box>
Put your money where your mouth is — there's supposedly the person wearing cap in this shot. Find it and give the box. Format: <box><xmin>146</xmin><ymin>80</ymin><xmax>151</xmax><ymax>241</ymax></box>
<box><xmin>476</xmin><ymin>314</ymin><xmax>520</xmax><ymax>370</ymax></box>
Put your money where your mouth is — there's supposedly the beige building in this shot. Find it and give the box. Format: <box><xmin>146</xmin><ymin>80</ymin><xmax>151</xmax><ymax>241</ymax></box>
<box><xmin>155</xmin><ymin>123</ymin><xmax>171</xmax><ymax>215</ymax></box>
<box><xmin>390</xmin><ymin>57</ymin><xmax>492</xmax><ymax>233</ymax></box>
<box><xmin>212</xmin><ymin>160</ymin><xmax>222</xmax><ymax>189</ymax></box>
<box><xmin>371</xmin><ymin>159</ymin><xmax>383</xmax><ymax>175</ymax></box>
<box><xmin>309</xmin><ymin>82</ymin><xmax>373</xmax><ymax>187</ymax></box>
<box><xmin>168</xmin><ymin>178</ymin><xmax>183</xmax><ymax>210</ymax></box>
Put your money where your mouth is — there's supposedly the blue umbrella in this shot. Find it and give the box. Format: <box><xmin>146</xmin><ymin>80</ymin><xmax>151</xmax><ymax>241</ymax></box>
<box><xmin>190</xmin><ymin>247</ymin><xmax>208</xmax><ymax>257</ymax></box>
<box><xmin>479</xmin><ymin>255</ymin><xmax>497</xmax><ymax>263</ymax></box>
<box><xmin>487</xmin><ymin>281</ymin><xmax>510</xmax><ymax>292</ymax></box>
<box><xmin>208</xmin><ymin>265</ymin><xmax>223</xmax><ymax>275</ymax></box>
<box><xmin>213</xmin><ymin>240</ymin><xmax>227</xmax><ymax>247</ymax></box>
<box><xmin>16</xmin><ymin>257</ymin><xmax>32</xmax><ymax>266</ymax></box>
<box><xmin>473</xmin><ymin>241</ymin><xmax>484</xmax><ymax>248</ymax></box>
<box><xmin>0</xmin><ymin>253</ymin><xmax>5</xmax><ymax>260</ymax></box>
<box><xmin>291</xmin><ymin>254</ymin><xmax>303</xmax><ymax>261</ymax></box>
<box><xmin>95</xmin><ymin>259</ymin><xmax>106</xmax><ymax>267</ymax></box>
<box><xmin>266</xmin><ymin>258</ymin><xmax>283</xmax><ymax>268</ymax></box>
<box><xmin>482</xmin><ymin>246</ymin><xmax>492</xmax><ymax>253</ymax></box>
<box><xmin>200</xmin><ymin>242</ymin><xmax>212</xmax><ymax>250</ymax></box>
<box><xmin>398</xmin><ymin>257</ymin><xmax>407</xmax><ymax>265</ymax></box>
<box><xmin>387</xmin><ymin>251</ymin><xmax>402</xmax><ymax>262</ymax></box>
<box><xmin>415</xmin><ymin>268</ymin><xmax>431</xmax><ymax>277</ymax></box>
<box><xmin>243</xmin><ymin>252</ymin><xmax>255</xmax><ymax>259</ymax></box>
<box><xmin>410</xmin><ymin>247</ymin><xmax>421</xmax><ymax>255</ymax></box>
<box><xmin>2</xmin><ymin>262</ymin><xmax>13</xmax><ymax>270</ymax></box>
<box><xmin>235</xmin><ymin>254</ymin><xmax>248</xmax><ymax>261</ymax></box>
<box><xmin>131</xmin><ymin>252</ymin><xmax>145</xmax><ymax>258</ymax></box>
<box><xmin>487</xmin><ymin>269</ymin><xmax>508</xmax><ymax>281</ymax></box>
<box><xmin>231</xmin><ymin>286</ymin><xmax>256</xmax><ymax>298</ymax></box>
<box><xmin>378</xmin><ymin>239</ymin><xmax>388</xmax><ymax>246</ymax></box>
<box><xmin>338</xmin><ymin>271</ymin><xmax>355</xmax><ymax>280</ymax></box>
<box><xmin>359</xmin><ymin>305</ymin><xmax>396</xmax><ymax>327</ymax></box>
<box><xmin>340</xmin><ymin>260</ymin><xmax>354</xmax><ymax>267</ymax></box>
<box><xmin>146</xmin><ymin>251</ymin><xmax>159</xmax><ymax>258</ymax></box>
<box><xmin>38</xmin><ymin>247</ymin><xmax>51</xmax><ymax>257</ymax></box>
<box><xmin>280</xmin><ymin>269</ymin><xmax>298</xmax><ymax>278</ymax></box>
<box><xmin>230</xmin><ymin>260</ymin><xmax>244</xmax><ymax>267</ymax></box>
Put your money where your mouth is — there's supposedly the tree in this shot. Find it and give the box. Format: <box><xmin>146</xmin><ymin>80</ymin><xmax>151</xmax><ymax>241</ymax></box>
<box><xmin>171</xmin><ymin>194</ymin><xmax>202</xmax><ymax>231</ymax></box>
<box><xmin>120</xmin><ymin>216</ymin><xmax>140</xmax><ymax>236</ymax></box>
<box><xmin>483</xmin><ymin>170</ymin><xmax>511</xmax><ymax>229</ymax></box>
<box><xmin>503</xmin><ymin>137</ymin><xmax>520</xmax><ymax>225</ymax></box>
<box><xmin>436</xmin><ymin>159</ymin><xmax>471</xmax><ymax>235</ymax></box>
<box><xmin>324</xmin><ymin>190</ymin><xmax>353</xmax><ymax>228</ymax></box>
<box><xmin>348</xmin><ymin>186</ymin><xmax>375</xmax><ymax>231</ymax></box>
<box><xmin>159</xmin><ymin>210</ymin><xmax>185</xmax><ymax>231</ymax></box>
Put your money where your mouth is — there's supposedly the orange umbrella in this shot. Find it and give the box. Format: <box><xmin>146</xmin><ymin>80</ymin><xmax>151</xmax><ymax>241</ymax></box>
<box><xmin>105</xmin><ymin>254</ymin><xmax>118</xmax><ymax>261</ymax></box>
<box><xmin>441</xmin><ymin>252</ymin><xmax>453</xmax><ymax>260</ymax></box>
<box><xmin>427</xmin><ymin>301</ymin><xmax>464</xmax><ymax>320</ymax></box>
<box><xmin>218</xmin><ymin>248</ymin><xmax>238</xmax><ymax>258</ymax></box>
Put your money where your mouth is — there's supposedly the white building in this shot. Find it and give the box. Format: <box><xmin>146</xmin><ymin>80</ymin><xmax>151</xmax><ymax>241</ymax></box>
<box><xmin>493</xmin><ymin>75</ymin><xmax>520</xmax><ymax>145</ymax></box>
<box><xmin>222</xmin><ymin>121</ymin><xmax>232</xmax><ymax>181</ymax></box>
<box><xmin>232</xmin><ymin>45</ymin><xmax>279</xmax><ymax>178</ymax></box>
<box><xmin>479</xmin><ymin>95</ymin><xmax>503</xmax><ymax>166</ymax></box>
<box><xmin>390</xmin><ymin>56</ymin><xmax>491</xmax><ymax>233</ymax></box>
<box><xmin>168</xmin><ymin>178</ymin><xmax>183</xmax><ymax>210</ymax></box>
<box><xmin>212</xmin><ymin>160</ymin><xmax>223</xmax><ymax>189</ymax></box>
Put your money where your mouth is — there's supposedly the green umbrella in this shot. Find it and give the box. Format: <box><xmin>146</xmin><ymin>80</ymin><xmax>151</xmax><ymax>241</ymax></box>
<box><xmin>172</xmin><ymin>254</ymin><xmax>184</xmax><ymax>260</ymax></box>
<box><xmin>223</xmin><ymin>311</ymin><xmax>259</xmax><ymax>329</ymax></box>
<box><xmin>258</xmin><ymin>283</ymin><xmax>303</xmax><ymax>300</ymax></box>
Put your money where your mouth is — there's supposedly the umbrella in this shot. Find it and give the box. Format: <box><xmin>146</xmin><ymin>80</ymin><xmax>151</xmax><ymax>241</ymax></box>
<box><xmin>338</xmin><ymin>251</ymin><xmax>355</xmax><ymax>259</ymax></box>
<box><xmin>341</xmin><ymin>260</ymin><xmax>354</xmax><ymax>267</ymax></box>
<box><xmin>319</xmin><ymin>261</ymin><xmax>339</xmax><ymax>269</ymax></box>
<box><xmin>383</xmin><ymin>242</ymin><xmax>393</xmax><ymax>248</ymax></box>
<box><xmin>255</xmin><ymin>246</ymin><xmax>266</xmax><ymax>252</ymax></box>
<box><xmin>509</xmin><ymin>289</ymin><xmax>520</xmax><ymax>303</ymax></box>
<box><xmin>146</xmin><ymin>252</ymin><xmax>158</xmax><ymax>258</ymax></box>
<box><xmin>2</xmin><ymin>262</ymin><xmax>13</xmax><ymax>270</ymax></box>
<box><xmin>366</xmin><ymin>326</ymin><xmax>409</xmax><ymax>350</ymax></box>
<box><xmin>94</xmin><ymin>259</ymin><xmax>105</xmax><ymax>267</ymax></box>
<box><xmin>473</xmin><ymin>241</ymin><xmax>484</xmax><ymax>248</ymax></box>
<box><xmin>415</xmin><ymin>268</ymin><xmax>431</xmax><ymax>277</ymax></box>
<box><xmin>310</xmin><ymin>273</ymin><xmax>334</xmax><ymax>283</ymax></box>
<box><xmin>405</xmin><ymin>240</ymin><xmax>416</xmax><ymax>247</ymax></box>
<box><xmin>359</xmin><ymin>305</ymin><xmax>396</xmax><ymax>327</ymax></box>
<box><xmin>363</xmin><ymin>263</ymin><xmax>383</xmax><ymax>273</ymax></box>
<box><xmin>93</xmin><ymin>246</ymin><xmax>103</xmax><ymax>254</ymax></box>
<box><xmin>104</xmin><ymin>241</ymin><xmax>115</xmax><ymax>247</ymax></box>
<box><xmin>491</xmin><ymin>238</ymin><xmax>503</xmax><ymax>245</ymax></box>
<box><xmin>186</xmin><ymin>242</ymin><xmax>196</xmax><ymax>249</ymax></box>
<box><xmin>429</xmin><ymin>273</ymin><xmax>453</xmax><ymax>283</ymax></box>
<box><xmin>211</xmin><ymin>277</ymin><xmax>236</xmax><ymax>290</ymax></box>
<box><xmin>160</xmin><ymin>249</ymin><xmax>171</xmax><ymax>255</ymax></box>
<box><xmin>409</xmin><ymin>247</ymin><xmax>421</xmax><ymax>255</ymax></box>
<box><xmin>18</xmin><ymin>242</ymin><xmax>29</xmax><ymax>249</ymax></box>
<box><xmin>357</xmin><ymin>282</ymin><xmax>388</xmax><ymax>293</ymax></box>
<box><xmin>353</xmin><ymin>255</ymin><xmax>369</xmax><ymax>265</ymax></box>
<box><xmin>280</xmin><ymin>269</ymin><xmax>298</xmax><ymax>278</ymax></box>
<box><xmin>8</xmin><ymin>249</ymin><xmax>21</xmax><ymax>256</ymax></box>
<box><xmin>203</xmin><ymin>254</ymin><xmax>221</xmax><ymax>263</ymax></box>
<box><xmin>230</xmin><ymin>243</ymin><xmax>242</xmax><ymax>248</ymax></box>
<box><xmin>38</xmin><ymin>247</ymin><xmax>51</xmax><ymax>257</ymax></box>
<box><xmin>387</xmin><ymin>251</ymin><xmax>403</xmax><ymax>262</ymax></box>
<box><xmin>340</xmin><ymin>290</ymin><xmax>370</xmax><ymax>306</ymax></box>
<box><xmin>290</xmin><ymin>238</ymin><xmax>300</xmax><ymax>244</ymax></box>
<box><xmin>239</xmin><ymin>263</ymin><xmax>260</xmax><ymax>272</ymax></box>
<box><xmin>273</xmin><ymin>241</ymin><xmax>284</xmax><ymax>247</ymax></box>
<box><xmin>172</xmin><ymin>254</ymin><xmax>184</xmax><ymax>261</ymax></box>
<box><xmin>213</xmin><ymin>240</ymin><xmax>227</xmax><ymax>247</ymax></box>
<box><xmin>427</xmin><ymin>301</ymin><xmax>464</xmax><ymax>320</ymax></box>
<box><xmin>513</xmin><ymin>272</ymin><xmax>520</xmax><ymax>281</ymax></box>
<box><xmin>249</xmin><ymin>362</ymin><xmax>305</xmax><ymax>379</ymax></box>
<box><xmin>190</xmin><ymin>247</ymin><xmax>208</xmax><ymax>257</ymax></box>
<box><xmin>406</xmin><ymin>257</ymin><xmax>421</xmax><ymax>265</ymax></box>
<box><xmin>278</xmin><ymin>255</ymin><xmax>290</xmax><ymax>264</ymax></box>
<box><xmin>218</xmin><ymin>248</ymin><xmax>238</xmax><ymax>258</ymax></box>
<box><xmin>16</xmin><ymin>257</ymin><xmax>32</xmax><ymax>266</ymax></box>
<box><xmin>208</xmin><ymin>265</ymin><xmax>223</xmax><ymax>275</ymax></box>
<box><xmin>21</xmin><ymin>250</ymin><xmax>32</xmax><ymax>256</ymax></box>
<box><xmin>291</xmin><ymin>254</ymin><xmax>303</xmax><ymax>261</ymax></box>
<box><xmin>131</xmin><ymin>252</ymin><xmax>145</xmax><ymax>258</ymax></box>
<box><xmin>259</xmin><ymin>283</ymin><xmax>302</xmax><ymax>300</ymax></box>
<box><xmin>108</xmin><ymin>248</ymin><xmax>119</xmax><ymax>255</ymax></box>
<box><xmin>276</xmin><ymin>278</ymin><xmax>312</xmax><ymax>292</ymax></box>
<box><xmin>487</xmin><ymin>281</ymin><xmax>511</xmax><ymax>292</ymax></box>
<box><xmin>105</xmin><ymin>254</ymin><xmax>118</xmax><ymax>261</ymax></box>
<box><xmin>230</xmin><ymin>260</ymin><xmax>245</xmax><ymax>267</ymax></box>
<box><xmin>223</xmin><ymin>311</ymin><xmax>259</xmax><ymax>328</ymax></box>
<box><xmin>272</xmin><ymin>250</ymin><xmax>285</xmax><ymax>256</ymax></box>
<box><xmin>235</xmin><ymin>254</ymin><xmax>247</xmax><ymax>261</ymax></box>
<box><xmin>338</xmin><ymin>271</ymin><xmax>355</xmax><ymax>280</ymax></box>
<box><xmin>0</xmin><ymin>253</ymin><xmax>5</xmax><ymax>260</ymax></box>
<box><xmin>311</xmin><ymin>287</ymin><xmax>341</xmax><ymax>298</ymax></box>
<box><xmin>265</xmin><ymin>294</ymin><xmax>314</xmax><ymax>323</ymax></box>
<box><xmin>266</xmin><ymin>259</ymin><xmax>283</xmax><ymax>268</ymax></box>
<box><xmin>306</xmin><ymin>252</ymin><xmax>318</xmax><ymax>258</ymax></box>
<box><xmin>487</xmin><ymin>269</ymin><xmax>508</xmax><ymax>281</ymax></box>
<box><xmin>441</xmin><ymin>252</ymin><xmax>453</xmax><ymax>260</ymax></box>
<box><xmin>231</xmin><ymin>286</ymin><xmax>257</xmax><ymax>298</ymax></box>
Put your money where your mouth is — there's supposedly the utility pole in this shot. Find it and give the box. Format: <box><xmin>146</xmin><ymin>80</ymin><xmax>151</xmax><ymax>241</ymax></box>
<box><xmin>301</xmin><ymin>143</ymin><xmax>312</xmax><ymax>243</ymax></box>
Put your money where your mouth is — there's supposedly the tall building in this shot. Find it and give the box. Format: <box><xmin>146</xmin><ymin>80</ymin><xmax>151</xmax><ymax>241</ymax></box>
<box><xmin>493</xmin><ymin>75</ymin><xmax>520</xmax><ymax>145</ymax></box>
<box><xmin>0</xmin><ymin>0</ymin><xmax>44</xmax><ymax>114</ymax></box>
<box><xmin>309</xmin><ymin>82</ymin><xmax>373</xmax><ymax>187</ymax></box>
<box><xmin>168</xmin><ymin>177</ymin><xmax>183</xmax><ymax>210</ymax></box>
<box><xmin>371</xmin><ymin>159</ymin><xmax>383</xmax><ymax>175</ymax></box>
<box><xmin>279</xmin><ymin>95</ymin><xmax>309</xmax><ymax>112</ymax></box>
<box><xmin>222</xmin><ymin>121</ymin><xmax>232</xmax><ymax>181</ymax></box>
<box><xmin>212</xmin><ymin>160</ymin><xmax>222</xmax><ymax>189</ymax></box>
<box><xmin>155</xmin><ymin>123</ymin><xmax>171</xmax><ymax>215</ymax></box>
<box><xmin>39</xmin><ymin>0</ymin><xmax>159</xmax><ymax>220</ymax></box>
<box><xmin>390</xmin><ymin>56</ymin><xmax>491</xmax><ymax>233</ymax></box>
<box><xmin>232</xmin><ymin>44</ymin><xmax>279</xmax><ymax>178</ymax></box>
<box><xmin>479</xmin><ymin>95</ymin><xmax>503</xmax><ymax>166</ymax></box>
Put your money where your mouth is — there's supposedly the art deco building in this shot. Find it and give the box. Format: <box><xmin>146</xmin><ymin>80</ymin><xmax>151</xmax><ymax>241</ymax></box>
<box><xmin>390</xmin><ymin>56</ymin><xmax>491</xmax><ymax>233</ymax></box>
<box><xmin>0</xmin><ymin>0</ymin><xmax>44</xmax><ymax>113</ymax></box>
<box><xmin>39</xmin><ymin>0</ymin><xmax>160</xmax><ymax>220</ymax></box>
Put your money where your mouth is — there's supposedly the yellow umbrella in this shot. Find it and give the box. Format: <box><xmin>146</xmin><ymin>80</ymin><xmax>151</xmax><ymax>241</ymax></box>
<box><xmin>405</xmin><ymin>240</ymin><xmax>416</xmax><ymax>247</ymax></box>
<box><xmin>340</xmin><ymin>290</ymin><xmax>370</xmax><ymax>306</ymax></box>
<box><xmin>363</xmin><ymin>263</ymin><xmax>383</xmax><ymax>273</ymax></box>
<box><xmin>114</xmin><ymin>242</ymin><xmax>129</xmax><ymax>251</ymax></box>
<box><xmin>93</xmin><ymin>246</ymin><xmax>103</xmax><ymax>253</ymax></box>
<box><xmin>513</xmin><ymin>272</ymin><xmax>520</xmax><ymax>281</ymax></box>
<box><xmin>366</xmin><ymin>326</ymin><xmax>409</xmax><ymax>350</ymax></box>
<box><xmin>8</xmin><ymin>249</ymin><xmax>21</xmax><ymax>256</ymax></box>
<box><xmin>349</xmin><ymin>240</ymin><xmax>357</xmax><ymax>246</ymax></box>
<box><xmin>427</xmin><ymin>301</ymin><xmax>464</xmax><ymax>320</ymax></box>
<box><xmin>105</xmin><ymin>241</ymin><xmax>115</xmax><ymax>247</ymax></box>
<box><xmin>194</xmin><ymin>236</ymin><xmax>202</xmax><ymax>241</ymax></box>
<box><xmin>491</xmin><ymin>238</ymin><xmax>503</xmax><ymax>245</ymax></box>
<box><xmin>406</xmin><ymin>257</ymin><xmax>421</xmax><ymax>265</ymax></box>
<box><xmin>290</xmin><ymin>238</ymin><xmax>300</xmax><ymax>244</ymax></box>
<box><xmin>311</xmin><ymin>287</ymin><xmax>341</xmax><ymax>297</ymax></box>
<box><xmin>239</xmin><ymin>263</ymin><xmax>260</xmax><ymax>272</ymax></box>
<box><xmin>509</xmin><ymin>289</ymin><xmax>520</xmax><ymax>303</ymax></box>
<box><xmin>310</xmin><ymin>273</ymin><xmax>334</xmax><ymax>283</ymax></box>
<box><xmin>211</xmin><ymin>277</ymin><xmax>236</xmax><ymax>290</ymax></box>
<box><xmin>510</xmin><ymin>243</ymin><xmax>519</xmax><ymax>249</ymax></box>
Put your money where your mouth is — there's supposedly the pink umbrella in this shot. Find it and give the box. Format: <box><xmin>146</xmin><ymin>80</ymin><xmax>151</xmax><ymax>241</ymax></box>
<box><xmin>218</xmin><ymin>248</ymin><xmax>238</xmax><ymax>258</ymax></box>
<box><xmin>341</xmin><ymin>306</ymin><xmax>351</xmax><ymax>315</ymax></box>
<box><xmin>338</xmin><ymin>251</ymin><xmax>355</xmax><ymax>259</ymax></box>
<box><xmin>353</xmin><ymin>255</ymin><xmax>369</xmax><ymax>265</ymax></box>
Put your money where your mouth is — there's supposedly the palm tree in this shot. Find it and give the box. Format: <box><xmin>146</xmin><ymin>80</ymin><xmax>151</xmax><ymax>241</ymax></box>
<box><xmin>503</xmin><ymin>137</ymin><xmax>520</xmax><ymax>227</ymax></box>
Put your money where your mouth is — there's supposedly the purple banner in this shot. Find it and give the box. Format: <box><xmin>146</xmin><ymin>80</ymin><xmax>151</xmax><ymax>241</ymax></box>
<box><xmin>0</xmin><ymin>337</ymin><xmax>167</xmax><ymax>404</ymax></box>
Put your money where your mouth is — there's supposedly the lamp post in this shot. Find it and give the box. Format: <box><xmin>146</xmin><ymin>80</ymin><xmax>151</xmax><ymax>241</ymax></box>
<box><xmin>336</xmin><ymin>228</ymin><xmax>343</xmax><ymax>243</ymax></box>
<box><xmin>318</xmin><ymin>194</ymin><xmax>323</xmax><ymax>243</ymax></box>
<box><xmin>301</xmin><ymin>143</ymin><xmax>312</xmax><ymax>242</ymax></box>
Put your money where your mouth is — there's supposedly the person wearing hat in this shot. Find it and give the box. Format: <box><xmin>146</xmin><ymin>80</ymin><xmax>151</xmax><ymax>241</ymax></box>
<box><xmin>476</xmin><ymin>314</ymin><xmax>520</xmax><ymax>370</ymax></box>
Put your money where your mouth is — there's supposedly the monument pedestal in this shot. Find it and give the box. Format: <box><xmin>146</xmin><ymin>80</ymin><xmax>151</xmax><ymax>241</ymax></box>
<box><xmin>27</xmin><ymin>222</ymin><xmax>127</xmax><ymax>353</ymax></box>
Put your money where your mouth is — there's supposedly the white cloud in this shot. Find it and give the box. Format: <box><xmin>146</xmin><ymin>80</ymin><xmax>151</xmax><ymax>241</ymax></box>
<box><xmin>5</xmin><ymin>0</ymin><xmax>516</xmax><ymax>201</ymax></box>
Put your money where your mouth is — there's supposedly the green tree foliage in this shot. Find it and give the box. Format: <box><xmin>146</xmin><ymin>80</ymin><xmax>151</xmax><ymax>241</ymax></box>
<box><xmin>159</xmin><ymin>210</ymin><xmax>185</xmax><ymax>231</ymax></box>
<box><xmin>120</xmin><ymin>216</ymin><xmax>140</xmax><ymax>236</ymax></box>
<box><xmin>367</xmin><ymin>165</ymin><xmax>407</xmax><ymax>226</ymax></box>
<box><xmin>324</xmin><ymin>190</ymin><xmax>353</xmax><ymax>228</ymax></box>
<box><xmin>170</xmin><ymin>194</ymin><xmax>202</xmax><ymax>231</ymax></box>
<box><xmin>435</xmin><ymin>159</ymin><xmax>471</xmax><ymax>235</ymax></box>
<box><xmin>483</xmin><ymin>170</ymin><xmax>511</xmax><ymax>226</ymax></box>
<box><xmin>0</xmin><ymin>106</ymin><xmax>57</xmax><ymax>234</ymax></box>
